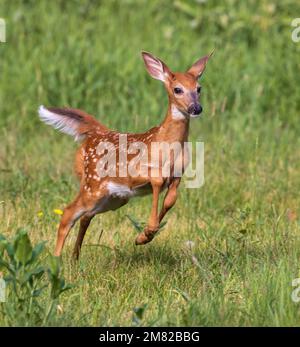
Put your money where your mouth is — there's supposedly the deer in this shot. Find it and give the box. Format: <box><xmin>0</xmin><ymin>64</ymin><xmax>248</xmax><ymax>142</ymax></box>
<box><xmin>38</xmin><ymin>51</ymin><xmax>212</xmax><ymax>259</ymax></box>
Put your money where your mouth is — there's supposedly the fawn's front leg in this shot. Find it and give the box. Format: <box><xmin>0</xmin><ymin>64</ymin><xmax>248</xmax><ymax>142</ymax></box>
<box><xmin>135</xmin><ymin>179</ymin><xmax>163</xmax><ymax>245</ymax></box>
<box><xmin>159</xmin><ymin>178</ymin><xmax>181</xmax><ymax>223</ymax></box>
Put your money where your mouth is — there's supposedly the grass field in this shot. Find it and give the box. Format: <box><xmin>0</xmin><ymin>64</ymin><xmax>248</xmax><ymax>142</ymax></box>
<box><xmin>1</xmin><ymin>0</ymin><xmax>300</xmax><ymax>326</ymax></box>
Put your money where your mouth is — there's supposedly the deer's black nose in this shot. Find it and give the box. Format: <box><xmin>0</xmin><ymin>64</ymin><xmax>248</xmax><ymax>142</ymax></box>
<box><xmin>188</xmin><ymin>104</ymin><xmax>202</xmax><ymax>116</ymax></box>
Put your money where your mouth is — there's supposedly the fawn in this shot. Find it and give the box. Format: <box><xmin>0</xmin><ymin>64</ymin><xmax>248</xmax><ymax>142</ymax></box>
<box><xmin>38</xmin><ymin>51</ymin><xmax>212</xmax><ymax>259</ymax></box>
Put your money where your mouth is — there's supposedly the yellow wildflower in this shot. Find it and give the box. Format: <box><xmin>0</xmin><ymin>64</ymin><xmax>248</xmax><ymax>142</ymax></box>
<box><xmin>53</xmin><ymin>209</ymin><xmax>63</xmax><ymax>215</ymax></box>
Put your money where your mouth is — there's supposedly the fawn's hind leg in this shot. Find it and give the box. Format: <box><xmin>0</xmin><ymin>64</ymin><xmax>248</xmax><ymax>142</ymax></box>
<box><xmin>71</xmin><ymin>193</ymin><xmax>130</xmax><ymax>258</ymax></box>
<box><xmin>54</xmin><ymin>196</ymin><xmax>86</xmax><ymax>257</ymax></box>
<box><xmin>72</xmin><ymin>213</ymin><xmax>95</xmax><ymax>260</ymax></box>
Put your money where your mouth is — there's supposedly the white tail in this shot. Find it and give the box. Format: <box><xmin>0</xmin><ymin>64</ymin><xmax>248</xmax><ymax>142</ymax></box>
<box><xmin>38</xmin><ymin>105</ymin><xmax>83</xmax><ymax>141</ymax></box>
<box><xmin>38</xmin><ymin>105</ymin><xmax>105</xmax><ymax>141</ymax></box>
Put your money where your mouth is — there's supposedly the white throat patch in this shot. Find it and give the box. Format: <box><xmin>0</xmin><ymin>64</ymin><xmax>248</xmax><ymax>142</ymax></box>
<box><xmin>171</xmin><ymin>104</ymin><xmax>186</xmax><ymax>120</ymax></box>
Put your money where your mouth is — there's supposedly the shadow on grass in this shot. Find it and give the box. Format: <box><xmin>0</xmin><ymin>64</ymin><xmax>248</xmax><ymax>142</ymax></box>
<box><xmin>79</xmin><ymin>241</ymin><xmax>183</xmax><ymax>269</ymax></box>
<box><xmin>129</xmin><ymin>244</ymin><xmax>181</xmax><ymax>267</ymax></box>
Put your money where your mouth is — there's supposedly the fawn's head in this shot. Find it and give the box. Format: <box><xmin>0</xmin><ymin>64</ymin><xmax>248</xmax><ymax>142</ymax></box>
<box><xmin>142</xmin><ymin>51</ymin><xmax>212</xmax><ymax>118</ymax></box>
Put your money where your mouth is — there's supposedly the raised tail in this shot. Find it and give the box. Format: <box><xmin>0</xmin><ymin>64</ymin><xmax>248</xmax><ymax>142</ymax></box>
<box><xmin>38</xmin><ymin>105</ymin><xmax>107</xmax><ymax>141</ymax></box>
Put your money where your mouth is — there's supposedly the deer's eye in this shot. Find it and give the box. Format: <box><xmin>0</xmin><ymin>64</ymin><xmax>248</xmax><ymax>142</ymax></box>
<box><xmin>197</xmin><ymin>86</ymin><xmax>201</xmax><ymax>94</ymax></box>
<box><xmin>174</xmin><ymin>87</ymin><xmax>183</xmax><ymax>95</ymax></box>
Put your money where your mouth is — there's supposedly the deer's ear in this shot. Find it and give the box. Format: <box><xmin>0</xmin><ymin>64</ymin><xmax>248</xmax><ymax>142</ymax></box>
<box><xmin>141</xmin><ymin>51</ymin><xmax>173</xmax><ymax>82</ymax></box>
<box><xmin>187</xmin><ymin>51</ymin><xmax>213</xmax><ymax>79</ymax></box>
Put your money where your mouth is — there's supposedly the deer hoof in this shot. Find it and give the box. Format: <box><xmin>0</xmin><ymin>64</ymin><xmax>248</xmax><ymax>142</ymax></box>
<box><xmin>135</xmin><ymin>232</ymin><xmax>153</xmax><ymax>245</ymax></box>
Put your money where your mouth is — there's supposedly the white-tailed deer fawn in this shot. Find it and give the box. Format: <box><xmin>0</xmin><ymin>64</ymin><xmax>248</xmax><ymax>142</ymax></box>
<box><xmin>38</xmin><ymin>51</ymin><xmax>212</xmax><ymax>259</ymax></box>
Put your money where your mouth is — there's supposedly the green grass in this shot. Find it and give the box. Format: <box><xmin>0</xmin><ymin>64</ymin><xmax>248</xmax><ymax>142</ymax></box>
<box><xmin>1</xmin><ymin>0</ymin><xmax>300</xmax><ymax>326</ymax></box>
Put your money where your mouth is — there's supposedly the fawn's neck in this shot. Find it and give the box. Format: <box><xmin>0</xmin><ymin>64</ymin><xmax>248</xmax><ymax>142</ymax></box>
<box><xmin>157</xmin><ymin>101</ymin><xmax>190</xmax><ymax>143</ymax></box>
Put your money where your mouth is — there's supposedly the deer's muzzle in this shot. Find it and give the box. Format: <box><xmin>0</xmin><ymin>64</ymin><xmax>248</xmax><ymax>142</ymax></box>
<box><xmin>188</xmin><ymin>104</ymin><xmax>202</xmax><ymax>117</ymax></box>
